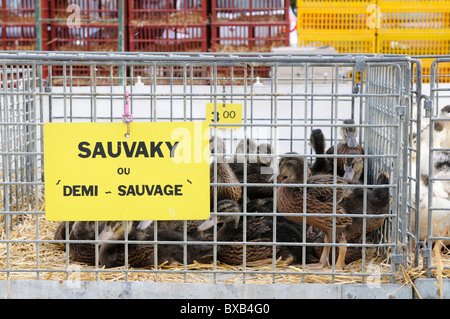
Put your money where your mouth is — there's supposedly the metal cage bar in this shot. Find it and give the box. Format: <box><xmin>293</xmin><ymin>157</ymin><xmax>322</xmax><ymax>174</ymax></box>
<box><xmin>0</xmin><ymin>52</ymin><xmax>427</xmax><ymax>287</ymax></box>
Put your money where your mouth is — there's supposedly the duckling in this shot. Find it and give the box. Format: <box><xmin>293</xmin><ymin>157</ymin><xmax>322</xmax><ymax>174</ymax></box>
<box><xmin>275</xmin><ymin>154</ymin><xmax>390</xmax><ymax>270</ymax></box>
<box><xmin>342</xmin><ymin>150</ymin><xmax>364</xmax><ymax>182</ymax></box>
<box><xmin>53</xmin><ymin>221</ymin><xmax>74</xmax><ymax>243</ymax></box>
<box><xmin>98</xmin><ymin>220</ymin><xmax>213</xmax><ymax>268</ymax></box>
<box><xmin>326</xmin><ymin>119</ymin><xmax>365</xmax><ymax>178</ymax></box>
<box><xmin>198</xmin><ymin>199</ymin><xmax>317</xmax><ymax>266</ymax></box>
<box><xmin>67</xmin><ymin>221</ymin><xmax>106</xmax><ymax>265</ymax></box>
<box><xmin>209</xmin><ymin>135</ymin><xmax>226</xmax><ymax>155</ymax></box>
<box><xmin>209</xmin><ymin>136</ymin><xmax>242</xmax><ymax>208</ymax></box>
<box><xmin>234</xmin><ymin>138</ymin><xmax>258</xmax><ymax>163</ymax></box>
<box><xmin>245</xmin><ymin>196</ymin><xmax>322</xmax><ymax>264</ymax></box>
<box><xmin>229</xmin><ymin>141</ymin><xmax>274</xmax><ymax>201</ymax></box>
<box><xmin>309</xmin><ymin>129</ymin><xmax>332</xmax><ymax>175</ymax></box>
<box><xmin>256</xmin><ymin>142</ymin><xmax>273</xmax><ymax>167</ymax></box>
<box><xmin>135</xmin><ymin>219</ymin><xmax>213</xmax><ymax>241</ymax></box>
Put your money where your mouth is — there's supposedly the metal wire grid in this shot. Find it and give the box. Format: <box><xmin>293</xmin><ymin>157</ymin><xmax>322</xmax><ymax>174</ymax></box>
<box><xmin>0</xmin><ymin>63</ymin><xmax>41</xmax><ymax>227</ymax></box>
<box><xmin>404</xmin><ymin>57</ymin><xmax>450</xmax><ymax>276</ymax></box>
<box><xmin>0</xmin><ymin>52</ymin><xmax>415</xmax><ymax>284</ymax></box>
<box><xmin>426</xmin><ymin>57</ymin><xmax>450</xmax><ymax>275</ymax></box>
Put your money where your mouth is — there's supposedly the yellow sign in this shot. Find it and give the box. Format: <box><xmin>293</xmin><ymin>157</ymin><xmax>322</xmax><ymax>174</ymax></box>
<box><xmin>206</xmin><ymin>103</ymin><xmax>242</xmax><ymax>128</ymax></box>
<box><xmin>44</xmin><ymin>121</ymin><xmax>210</xmax><ymax>221</ymax></box>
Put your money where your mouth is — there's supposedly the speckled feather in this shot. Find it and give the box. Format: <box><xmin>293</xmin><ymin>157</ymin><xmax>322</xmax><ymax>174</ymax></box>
<box><xmin>276</xmin><ymin>174</ymin><xmax>354</xmax><ymax>229</ymax></box>
<box><xmin>325</xmin><ymin>143</ymin><xmax>364</xmax><ymax>177</ymax></box>
<box><xmin>67</xmin><ymin>221</ymin><xmax>106</xmax><ymax>265</ymax></box>
<box><xmin>210</xmin><ymin>162</ymin><xmax>242</xmax><ymax>206</ymax></box>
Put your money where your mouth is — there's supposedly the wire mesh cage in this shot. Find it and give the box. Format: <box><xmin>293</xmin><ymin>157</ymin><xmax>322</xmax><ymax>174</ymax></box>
<box><xmin>0</xmin><ymin>52</ymin><xmax>446</xmax><ymax>293</ymax></box>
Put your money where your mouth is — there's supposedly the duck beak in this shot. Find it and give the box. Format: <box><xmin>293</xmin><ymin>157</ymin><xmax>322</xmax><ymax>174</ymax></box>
<box><xmin>343</xmin><ymin>165</ymin><xmax>355</xmax><ymax>180</ymax></box>
<box><xmin>347</xmin><ymin>132</ymin><xmax>357</xmax><ymax>148</ymax></box>
<box><xmin>268</xmin><ymin>172</ymin><xmax>277</xmax><ymax>183</ymax></box>
<box><xmin>137</xmin><ymin>220</ymin><xmax>153</xmax><ymax>230</ymax></box>
<box><xmin>197</xmin><ymin>217</ymin><xmax>215</xmax><ymax>231</ymax></box>
<box><xmin>98</xmin><ymin>225</ymin><xmax>114</xmax><ymax>241</ymax></box>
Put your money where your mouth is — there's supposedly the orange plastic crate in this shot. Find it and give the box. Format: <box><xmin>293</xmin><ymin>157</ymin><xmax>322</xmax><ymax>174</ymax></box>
<box><xmin>0</xmin><ymin>25</ymin><xmax>37</xmax><ymax>50</ymax></box>
<box><xmin>0</xmin><ymin>0</ymin><xmax>49</xmax><ymax>51</ymax></box>
<box><xmin>128</xmin><ymin>24</ymin><xmax>207</xmax><ymax>52</ymax></box>
<box><xmin>211</xmin><ymin>22</ymin><xmax>289</xmax><ymax>52</ymax></box>
<box><xmin>50</xmin><ymin>0</ymin><xmax>118</xmax><ymax>21</ymax></box>
<box><xmin>49</xmin><ymin>23</ymin><xmax>120</xmax><ymax>51</ymax></box>
<box><xmin>0</xmin><ymin>0</ymin><xmax>36</xmax><ymax>23</ymax></box>
<box><xmin>128</xmin><ymin>0</ymin><xmax>208</xmax><ymax>25</ymax></box>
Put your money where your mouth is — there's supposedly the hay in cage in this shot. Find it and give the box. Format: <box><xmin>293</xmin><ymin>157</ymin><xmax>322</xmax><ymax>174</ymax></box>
<box><xmin>1</xmin><ymin>205</ymin><xmax>449</xmax><ymax>286</ymax></box>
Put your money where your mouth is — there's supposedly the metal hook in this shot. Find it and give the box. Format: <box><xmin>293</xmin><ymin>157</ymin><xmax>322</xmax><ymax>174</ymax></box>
<box><xmin>122</xmin><ymin>91</ymin><xmax>132</xmax><ymax>138</ymax></box>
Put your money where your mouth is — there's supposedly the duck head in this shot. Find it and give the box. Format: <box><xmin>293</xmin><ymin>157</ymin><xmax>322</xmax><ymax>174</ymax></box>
<box><xmin>343</xmin><ymin>151</ymin><xmax>364</xmax><ymax>180</ymax></box>
<box><xmin>256</xmin><ymin>142</ymin><xmax>273</xmax><ymax>166</ymax></box>
<box><xmin>99</xmin><ymin>221</ymin><xmax>134</xmax><ymax>241</ymax></box>
<box><xmin>235</xmin><ymin>138</ymin><xmax>257</xmax><ymax>154</ymax></box>
<box><xmin>341</xmin><ymin>119</ymin><xmax>358</xmax><ymax>148</ymax></box>
<box><xmin>276</xmin><ymin>153</ymin><xmax>311</xmax><ymax>183</ymax></box>
<box><xmin>210</xmin><ymin>136</ymin><xmax>226</xmax><ymax>163</ymax></box>
<box><xmin>235</xmin><ymin>138</ymin><xmax>257</xmax><ymax>163</ymax></box>
<box><xmin>70</xmin><ymin>221</ymin><xmax>100</xmax><ymax>240</ymax></box>
<box><xmin>198</xmin><ymin>199</ymin><xmax>241</xmax><ymax>231</ymax></box>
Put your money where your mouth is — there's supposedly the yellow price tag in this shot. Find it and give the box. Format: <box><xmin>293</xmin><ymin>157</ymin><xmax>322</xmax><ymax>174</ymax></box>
<box><xmin>206</xmin><ymin>103</ymin><xmax>242</xmax><ymax>129</ymax></box>
<box><xmin>44</xmin><ymin>121</ymin><xmax>210</xmax><ymax>221</ymax></box>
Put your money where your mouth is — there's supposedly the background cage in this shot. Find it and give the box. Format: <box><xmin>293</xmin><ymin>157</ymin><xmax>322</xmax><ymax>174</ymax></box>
<box><xmin>0</xmin><ymin>52</ymin><xmax>448</xmax><ymax>298</ymax></box>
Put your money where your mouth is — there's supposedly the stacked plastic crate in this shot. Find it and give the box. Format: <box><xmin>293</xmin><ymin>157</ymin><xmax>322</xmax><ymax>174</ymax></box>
<box><xmin>127</xmin><ymin>0</ymin><xmax>209</xmax><ymax>84</ymax></box>
<box><xmin>127</xmin><ymin>0</ymin><xmax>208</xmax><ymax>52</ymax></box>
<box><xmin>376</xmin><ymin>0</ymin><xmax>450</xmax><ymax>82</ymax></box>
<box><xmin>210</xmin><ymin>1</ymin><xmax>290</xmax><ymax>82</ymax></box>
<box><xmin>48</xmin><ymin>0</ymin><xmax>121</xmax><ymax>51</ymax></box>
<box><xmin>46</xmin><ymin>0</ymin><xmax>121</xmax><ymax>85</ymax></box>
<box><xmin>0</xmin><ymin>0</ymin><xmax>48</xmax><ymax>51</ymax></box>
<box><xmin>211</xmin><ymin>0</ymin><xmax>290</xmax><ymax>53</ymax></box>
<box><xmin>296</xmin><ymin>0</ymin><xmax>377</xmax><ymax>53</ymax></box>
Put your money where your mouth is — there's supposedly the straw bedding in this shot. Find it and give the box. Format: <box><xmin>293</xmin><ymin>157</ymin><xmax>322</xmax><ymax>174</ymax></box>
<box><xmin>1</xmin><ymin>211</ymin><xmax>449</xmax><ymax>286</ymax></box>
<box><xmin>0</xmin><ymin>185</ymin><xmax>448</xmax><ymax>286</ymax></box>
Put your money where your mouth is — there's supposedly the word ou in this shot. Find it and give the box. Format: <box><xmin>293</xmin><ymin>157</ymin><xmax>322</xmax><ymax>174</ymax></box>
<box><xmin>67</xmin><ymin>4</ymin><xmax>81</xmax><ymax>29</ymax></box>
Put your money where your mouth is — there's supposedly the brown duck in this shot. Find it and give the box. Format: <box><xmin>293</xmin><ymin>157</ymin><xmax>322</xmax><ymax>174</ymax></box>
<box><xmin>210</xmin><ymin>136</ymin><xmax>242</xmax><ymax>208</ymax></box>
<box><xmin>98</xmin><ymin>220</ymin><xmax>213</xmax><ymax>268</ymax></box>
<box><xmin>198</xmin><ymin>199</ymin><xmax>317</xmax><ymax>265</ymax></box>
<box><xmin>53</xmin><ymin>221</ymin><xmax>74</xmax><ymax>244</ymax></box>
<box><xmin>275</xmin><ymin>154</ymin><xmax>390</xmax><ymax>270</ymax></box>
<box><xmin>326</xmin><ymin>119</ymin><xmax>365</xmax><ymax>180</ymax></box>
<box><xmin>342</xmin><ymin>150</ymin><xmax>364</xmax><ymax>182</ymax></box>
<box><xmin>55</xmin><ymin>221</ymin><xmax>106</xmax><ymax>265</ymax></box>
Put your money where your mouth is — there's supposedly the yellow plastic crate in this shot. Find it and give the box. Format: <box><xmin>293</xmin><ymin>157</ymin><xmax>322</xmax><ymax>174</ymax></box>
<box><xmin>297</xmin><ymin>0</ymin><xmax>374</xmax><ymax>5</ymax></box>
<box><xmin>298</xmin><ymin>32</ymin><xmax>376</xmax><ymax>53</ymax></box>
<box><xmin>378</xmin><ymin>0</ymin><xmax>450</xmax><ymax>30</ymax></box>
<box><xmin>376</xmin><ymin>30</ymin><xmax>450</xmax><ymax>55</ymax></box>
<box><xmin>297</xmin><ymin>0</ymin><xmax>377</xmax><ymax>32</ymax></box>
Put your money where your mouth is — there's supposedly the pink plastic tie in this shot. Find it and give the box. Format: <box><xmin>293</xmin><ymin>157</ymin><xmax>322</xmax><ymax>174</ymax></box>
<box><xmin>122</xmin><ymin>91</ymin><xmax>133</xmax><ymax>123</ymax></box>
